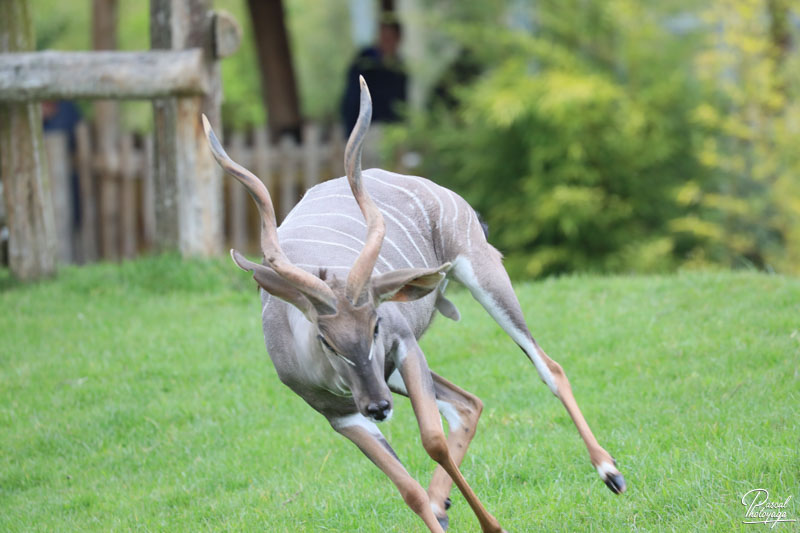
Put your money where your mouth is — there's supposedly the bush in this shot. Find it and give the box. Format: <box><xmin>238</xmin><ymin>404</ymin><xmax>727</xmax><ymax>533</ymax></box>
<box><xmin>391</xmin><ymin>1</ymin><xmax>709</xmax><ymax>277</ymax></box>
<box><xmin>391</xmin><ymin>0</ymin><xmax>800</xmax><ymax>277</ymax></box>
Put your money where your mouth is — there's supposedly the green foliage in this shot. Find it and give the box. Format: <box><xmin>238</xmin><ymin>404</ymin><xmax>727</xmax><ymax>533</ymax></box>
<box><xmin>217</xmin><ymin>0</ymin><xmax>267</xmax><ymax>128</ymax></box>
<box><xmin>391</xmin><ymin>0</ymin><xmax>800</xmax><ymax>277</ymax></box>
<box><xmin>285</xmin><ymin>0</ymin><xmax>354</xmax><ymax>123</ymax></box>
<box><xmin>219</xmin><ymin>0</ymin><xmax>354</xmax><ymax>127</ymax></box>
<box><xmin>393</xmin><ymin>1</ymin><xmax>709</xmax><ymax>277</ymax></box>
<box><xmin>1</xmin><ymin>258</ymin><xmax>798</xmax><ymax>531</ymax></box>
<box><xmin>220</xmin><ymin>0</ymin><xmax>354</xmax><ymax>127</ymax></box>
<box><xmin>684</xmin><ymin>0</ymin><xmax>800</xmax><ymax>273</ymax></box>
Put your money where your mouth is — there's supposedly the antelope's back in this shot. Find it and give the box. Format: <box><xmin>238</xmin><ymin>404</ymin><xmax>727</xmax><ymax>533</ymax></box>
<box><xmin>277</xmin><ymin>168</ymin><xmax>473</xmax><ymax>278</ymax></box>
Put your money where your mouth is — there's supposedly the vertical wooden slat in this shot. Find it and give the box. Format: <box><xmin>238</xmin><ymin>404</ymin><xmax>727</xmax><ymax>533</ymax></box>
<box><xmin>93</xmin><ymin>0</ymin><xmax>120</xmax><ymax>261</ymax></box>
<box><xmin>142</xmin><ymin>134</ymin><xmax>156</xmax><ymax>250</ymax></box>
<box><xmin>302</xmin><ymin>123</ymin><xmax>322</xmax><ymax>192</ymax></box>
<box><xmin>98</xmin><ymin>150</ymin><xmax>120</xmax><ymax>260</ymax></box>
<box><xmin>44</xmin><ymin>132</ymin><xmax>73</xmax><ymax>264</ymax></box>
<box><xmin>227</xmin><ymin>131</ymin><xmax>248</xmax><ymax>251</ymax></box>
<box><xmin>278</xmin><ymin>135</ymin><xmax>297</xmax><ymax>222</ymax></box>
<box><xmin>151</xmin><ymin>0</ymin><xmax>183</xmax><ymax>252</ymax></box>
<box><xmin>250</xmin><ymin>126</ymin><xmax>272</xmax><ymax>253</ymax></box>
<box><xmin>253</xmin><ymin>126</ymin><xmax>273</xmax><ymax>193</ymax></box>
<box><xmin>119</xmin><ymin>133</ymin><xmax>137</xmax><ymax>259</ymax></box>
<box><xmin>329</xmin><ymin>125</ymin><xmax>345</xmax><ymax>178</ymax></box>
<box><xmin>75</xmin><ymin>122</ymin><xmax>98</xmax><ymax>263</ymax></box>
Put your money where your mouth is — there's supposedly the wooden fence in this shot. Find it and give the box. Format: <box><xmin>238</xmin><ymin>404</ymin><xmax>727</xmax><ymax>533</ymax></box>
<box><xmin>0</xmin><ymin>0</ymin><xmax>244</xmax><ymax>280</ymax></box>
<box><xmin>42</xmin><ymin>123</ymin><xmax>346</xmax><ymax>264</ymax></box>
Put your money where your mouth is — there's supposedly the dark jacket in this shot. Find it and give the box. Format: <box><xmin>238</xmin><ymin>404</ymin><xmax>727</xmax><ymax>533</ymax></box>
<box><xmin>341</xmin><ymin>47</ymin><xmax>407</xmax><ymax>134</ymax></box>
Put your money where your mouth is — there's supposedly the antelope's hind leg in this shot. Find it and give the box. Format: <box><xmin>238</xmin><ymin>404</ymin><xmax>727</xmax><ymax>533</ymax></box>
<box><xmin>330</xmin><ymin>413</ymin><xmax>446</xmax><ymax>533</ymax></box>
<box><xmin>451</xmin><ymin>250</ymin><xmax>626</xmax><ymax>494</ymax></box>
<box><xmin>388</xmin><ymin>369</ymin><xmax>485</xmax><ymax>531</ymax></box>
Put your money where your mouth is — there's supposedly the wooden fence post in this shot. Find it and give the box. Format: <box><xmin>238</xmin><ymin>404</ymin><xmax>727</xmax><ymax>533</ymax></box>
<box><xmin>119</xmin><ymin>134</ymin><xmax>138</xmax><ymax>259</ymax></box>
<box><xmin>44</xmin><ymin>132</ymin><xmax>74</xmax><ymax>264</ymax></box>
<box><xmin>93</xmin><ymin>0</ymin><xmax>121</xmax><ymax>261</ymax></box>
<box><xmin>0</xmin><ymin>0</ymin><xmax>57</xmax><ymax>280</ymax></box>
<box><xmin>302</xmin><ymin>123</ymin><xmax>322</xmax><ymax>192</ymax></box>
<box><xmin>142</xmin><ymin>135</ymin><xmax>156</xmax><ymax>250</ymax></box>
<box><xmin>151</xmin><ymin>0</ymin><xmax>236</xmax><ymax>257</ymax></box>
<box><xmin>253</xmin><ymin>126</ymin><xmax>273</xmax><ymax>197</ymax></box>
<box><xmin>330</xmin><ymin>125</ymin><xmax>346</xmax><ymax>178</ymax></box>
<box><xmin>227</xmin><ymin>132</ymin><xmax>249</xmax><ymax>251</ymax></box>
<box><xmin>75</xmin><ymin>122</ymin><xmax>99</xmax><ymax>263</ymax></box>
<box><xmin>279</xmin><ymin>135</ymin><xmax>298</xmax><ymax>221</ymax></box>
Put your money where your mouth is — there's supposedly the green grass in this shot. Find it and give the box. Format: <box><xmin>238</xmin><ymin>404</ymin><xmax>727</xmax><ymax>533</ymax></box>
<box><xmin>1</xmin><ymin>256</ymin><xmax>798</xmax><ymax>532</ymax></box>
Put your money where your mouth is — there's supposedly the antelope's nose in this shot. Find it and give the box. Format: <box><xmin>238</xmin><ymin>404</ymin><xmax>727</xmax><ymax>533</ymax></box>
<box><xmin>367</xmin><ymin>400</ymin><xmax>392</xmax><ymax>421</ymax></box>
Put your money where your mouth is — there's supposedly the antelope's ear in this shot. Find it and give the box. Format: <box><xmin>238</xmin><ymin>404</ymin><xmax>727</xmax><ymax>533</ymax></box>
<box><xmin>372</xmin><ymin>263</ymin><xmax>451</xmax><ymax>304</ymax></box>
<box><xmin>230</xmin><ymin>249</ymin><xmax>316</xmax><ymax>320</ymax></box>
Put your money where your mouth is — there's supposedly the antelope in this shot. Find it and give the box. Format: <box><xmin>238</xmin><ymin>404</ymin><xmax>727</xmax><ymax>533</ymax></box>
<box><xmin>201</xmin><ymin>77</ymin><xmax>626</xmax><ymax>533</ymax></box>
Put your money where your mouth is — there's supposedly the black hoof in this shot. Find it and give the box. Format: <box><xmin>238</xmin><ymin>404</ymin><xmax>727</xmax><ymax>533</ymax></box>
<box><xmin>604</xmin><ymin>472</ymin><xmax>626</xmax><ymax>494</ymax></box>
<box><xmin>436</xmin><ymin>514</ymin><xmax>449</xmax><ymax>531</ymax></box>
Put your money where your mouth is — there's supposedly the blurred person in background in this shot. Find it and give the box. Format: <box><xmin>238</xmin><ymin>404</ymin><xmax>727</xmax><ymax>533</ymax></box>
<box><xmin>341</xmin><ymin>14</ymin><xmax>407</xmax><ymax>167</ymax></box>
<box><xmin>42</xmin><ymin>100</ymin><xmax>82</xmax><ymax>232</ymax></box>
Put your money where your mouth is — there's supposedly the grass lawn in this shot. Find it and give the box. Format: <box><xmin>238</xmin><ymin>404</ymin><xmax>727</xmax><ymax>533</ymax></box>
<box><xmin>1</xmin><ymin>256</ymin><xmax>798</xmax><ymax>532</ymax></box>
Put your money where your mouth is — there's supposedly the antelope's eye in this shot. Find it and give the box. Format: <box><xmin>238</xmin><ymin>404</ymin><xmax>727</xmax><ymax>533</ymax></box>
<box><xmin>373</xmin><ymin>318</ymin><xmax>381</xmax><ymax>339</ymax></box>
<box><xmin>318</xmin><ymin>335</ymin><xmax>334</xmax><ymax>352</ymax></box>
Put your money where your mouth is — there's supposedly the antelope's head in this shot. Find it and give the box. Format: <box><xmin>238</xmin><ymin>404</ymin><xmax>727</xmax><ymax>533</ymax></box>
<box><xmin>203</xmin><ymin>77</ymin><xmax>447</xmax><ymax>423</ymax></box>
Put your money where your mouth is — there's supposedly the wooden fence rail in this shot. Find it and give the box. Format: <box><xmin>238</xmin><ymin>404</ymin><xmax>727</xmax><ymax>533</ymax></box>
<box><xmin>38</xmin><ymin>123</ymin><xmax>346</xmax><ymax>263</ymax></box>
<box><xmin>0</xmin><ymin>0</ymin><xmax>243</xmax><ymax>280</ymax></box>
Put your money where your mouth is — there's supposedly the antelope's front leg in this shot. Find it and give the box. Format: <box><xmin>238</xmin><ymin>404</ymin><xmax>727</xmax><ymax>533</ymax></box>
<box><xmin>330</xmin><ymin>413</ymin><xmax>445</xmax><ymax>533</ymax></box>
<box><xmin>397</xmin><ymin>337</ymin><xmax>507</xmax><ymax>533</ymax></box>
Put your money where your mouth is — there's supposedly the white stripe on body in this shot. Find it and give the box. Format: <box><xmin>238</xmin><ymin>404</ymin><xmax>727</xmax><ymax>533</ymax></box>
<box><xmin>466</xmin><ymin>207</ymin><xmax>474</xmax><ymax>250</ymax></box>
<box><xmin>287</xmin><ymin>224</ymin><xmax>413</xmax><ymax>270</ymax></box>
<box><xmin>286</xmin><ymin>211</ymin><xmax>367</xmax><ymax>228</ymax></box>
<box><xmin>283</xmin><ymin>199</ymin><xmax>425</xmax><ymax>268</ymax></box>
<box><xmin>290</xmin><ymin>224</ymin><xmax>368</xmax><ymax>248</ymax></box>
<box><xmin>445</xmin><ymin>189</ymin><xmax>459</xmax><ymax>247</ymax></box>
<box><xmin>372</xmin><ymin>201</ymin><xmax>430</xmax><ymax>268</ymax></box>
<box><xmin>366</xmin><ymin>175</ymin><xmax>432</xmax><ymax>231</ymax></box>
<box><xmin>405</xmin><ymin>176</ymin><xmax>446</xmax><ymax>253</ymax></box>
<box><xmin>451</xmin><ymin>256</ymin><xmax>557</xmax><ymax>394</ymax></box>
<box><xmin>280</xmin><ymin>238</ymin><xmax>393</xmax><ymax>271</ymax></box>
<box><xmin>287</xmin><ymin>193</ymin><xmax>352</xmax><ymax>204</ymax></box>
<box><xmin>294</xmin><ymin>263</ymin><xmax>354</xmax><ymax>271</ymax></box>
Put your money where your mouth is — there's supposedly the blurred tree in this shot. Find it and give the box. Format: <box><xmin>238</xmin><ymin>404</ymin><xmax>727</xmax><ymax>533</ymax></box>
<box><xmin>685</xmin><ymin>0</ymin><xmax>800</xmax><ymax>273</ymax></box>
<box><xmin>285</xmin><ymin>0</ymin><xmax>353</xmax><ymax>123</ymax></box>
<box><xmin>391</xmin><ymin>0</ymin><xmax>711</xmax><ymax>277</ymax></box>
<box><xmin>247</xmin><ymin>0</ymin><xmax>301</xmax><ymax>140</ymax></box>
